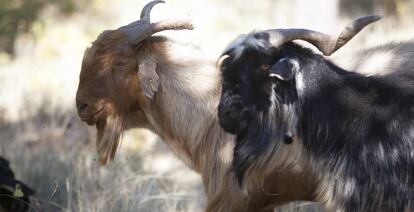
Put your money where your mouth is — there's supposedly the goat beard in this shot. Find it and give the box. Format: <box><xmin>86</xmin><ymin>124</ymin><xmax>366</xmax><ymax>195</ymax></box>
<box><xmin>233</xmin><ymin>110</ymin><xmax>289</xmax><ymax>186</ymax></box>
<box><xmin>96</xmin><ymin>114</ymin><xmax>124</xmax><ymax>165</ymax></box>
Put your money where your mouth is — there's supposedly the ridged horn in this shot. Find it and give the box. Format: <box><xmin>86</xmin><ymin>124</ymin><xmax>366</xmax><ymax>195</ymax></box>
<box><xmin>119</xmin><ymin>0</ymin><xmax>194</xmax><ymax>45</ymax></box>
<box><xmin>266</xmin><ymin>16</ymin><xmax>381</xmax><ymax>55</ymax></box>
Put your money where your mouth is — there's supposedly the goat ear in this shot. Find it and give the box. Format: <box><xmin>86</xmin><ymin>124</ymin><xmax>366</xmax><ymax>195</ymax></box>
<box><xmin>138</xmin><ymin>58</ymin><xmax>159</xmax><ymax>99</ymax></box>
<box><xmin>269</xmin><ymin>58</ymin><xmax>300</xmax><ymax>81</ymax></box>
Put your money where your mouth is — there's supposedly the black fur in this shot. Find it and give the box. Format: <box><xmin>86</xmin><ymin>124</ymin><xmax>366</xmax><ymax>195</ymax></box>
<box><xmin>218</xmin><ymin>31</ymin><xmax>414</xmax><ymax>211</ymax></box>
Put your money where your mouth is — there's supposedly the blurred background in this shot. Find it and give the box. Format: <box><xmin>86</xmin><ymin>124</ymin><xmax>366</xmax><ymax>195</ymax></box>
<box><xmin>0</xmin><ymin>0</ymin><xmax>413</xmax><ymax>211</ymax></box>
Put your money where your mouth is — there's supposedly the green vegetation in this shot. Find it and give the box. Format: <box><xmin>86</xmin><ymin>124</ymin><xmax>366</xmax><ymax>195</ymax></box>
<box><xmin>0</xmin><ymin>0</ymin><xmax>88</xmax><ymax>56</ymax></box>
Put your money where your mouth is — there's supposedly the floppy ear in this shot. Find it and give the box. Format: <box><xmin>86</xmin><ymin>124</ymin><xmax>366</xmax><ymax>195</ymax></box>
<box><xmin>269</xmin><ymin>57</ymin><xmax>300</xmax><ymax>81</ymax></box>
<box><xmin>137</xmin><ymin>57</ymin><xmax>159</xmax><ymax>99</ymax></box>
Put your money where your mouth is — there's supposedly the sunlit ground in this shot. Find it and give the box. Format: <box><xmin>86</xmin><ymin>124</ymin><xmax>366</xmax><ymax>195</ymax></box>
<box><xmin>0</xmin><ymin>0</ymin><xmax>413</xmax><ymax>211</ymax></box>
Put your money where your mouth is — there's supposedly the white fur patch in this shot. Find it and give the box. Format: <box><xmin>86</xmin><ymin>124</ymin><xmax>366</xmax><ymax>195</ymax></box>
<box><xmin>219</xmin><ymin>140</ymin><xmax>234</xmax><ymax>165</ymax></box>
<box><xmin>331</xmin><ymin>46</ymin><xmax>402</xmax><ymax>76</ymax></box>
<box><xmin>357</xmin><ymin>51</ymin><xmax>393</xmax><ymax>76</ymax></box>
<box><xmin>376</xmin><ymin>143</ymin><xmax>385</xmax><ymax>162</ymax></box>
<box><xmin>269</xmin><ymin>83</ymin><xmax>278</xmax><ymax>117</ymax></box>
<box><xmin>295</xmin><ymin>72</ymin><xmax>306</xmax><ymax>93</ymax></box>
<box><xmin>343</xmin><ymin>178</ymin><xmax>356</xmax><ymax>199</ymax></box>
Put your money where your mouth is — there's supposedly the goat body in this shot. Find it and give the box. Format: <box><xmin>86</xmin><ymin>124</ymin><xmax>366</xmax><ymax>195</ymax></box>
<box><xmin>287</xmin><ymin>44</ymin><xmax>414</xmax><ymax>211</ymax></box>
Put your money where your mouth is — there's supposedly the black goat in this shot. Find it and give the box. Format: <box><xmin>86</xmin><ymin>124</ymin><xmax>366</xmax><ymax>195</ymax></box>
<box><xmin>218</xmin><ymin>16</ymin><xmax>414</xmax><ymax>211</ymax></box>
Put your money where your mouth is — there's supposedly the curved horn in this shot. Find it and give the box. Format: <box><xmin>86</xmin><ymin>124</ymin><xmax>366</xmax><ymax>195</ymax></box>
<box><xmin>140</xmin><ymin>0</ymin><xmax>165</xmax><ymax>22</ymax></box>
<box><xmin>266</xmin><ymin>16</ymin><xmax>381</xmax><ymax>56</ymax></box>
<box><xmin>119</xmin><ymin>0</ymin><xmax>194</xmax><ymax>45</ymax></box>
<box><xmin>217</xmin><ymin>54</ymin><xmax>230</xmax><ymax>69</ymax></box>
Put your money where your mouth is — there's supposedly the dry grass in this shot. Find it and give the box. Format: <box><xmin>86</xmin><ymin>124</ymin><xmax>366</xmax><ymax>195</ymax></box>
<box><xmin>0</xmin><ymin>103</ymin><xmax>321</xmax><ymax>211</ymax></box>
<box><xmin>0</xmin><ymin>100</ymin><xmax>205</xmax><ymax>212</ymax></box>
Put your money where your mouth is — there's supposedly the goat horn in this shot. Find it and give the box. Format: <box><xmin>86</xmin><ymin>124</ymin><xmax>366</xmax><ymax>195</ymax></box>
<box><xmin>217</xmin><ymin>54</ymin><xmax>230</xmax><ymax>69</ymax></box>
<box><xmin>266</xmin><ymin>16</ymin><xmax>381</xmax><ymax>56</ymax></box>
<box><xmin>140</xmin><ymin>0</ymin><xmax>164</xmax><ymax>22</ymax></box>
<box><xmin>119</xmin><ymin>0</ymin><xmax>193</xmax><ymax>45</ymax></box>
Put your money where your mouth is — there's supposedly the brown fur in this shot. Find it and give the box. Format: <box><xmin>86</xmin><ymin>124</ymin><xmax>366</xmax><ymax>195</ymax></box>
<box><xmin>78</xmin><ymin>30</ymin><xmax>143</xmax><ymax>164</ymax></box>
<box><xmin>76</xmin><ymin>30</ymin><xmax>317</xmax><ymax>211</ymax></box>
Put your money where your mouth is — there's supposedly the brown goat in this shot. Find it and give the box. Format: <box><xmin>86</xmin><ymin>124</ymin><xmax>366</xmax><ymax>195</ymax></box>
<box><xmin>76</xmin><ymin>1</ymin><xmax>414</xmax><ymax>211</ymax></box>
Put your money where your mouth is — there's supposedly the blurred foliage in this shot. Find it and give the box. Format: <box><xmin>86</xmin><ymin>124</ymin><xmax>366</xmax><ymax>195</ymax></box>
<box><xmin>0</xmin><ymin>0</ymin><xmax>88</xmax><ymax>56</ymax></box>
<box><xmin>339</xmin><ymin>0</ymin><xmax>412</xmax><ymax>18</ymax></box>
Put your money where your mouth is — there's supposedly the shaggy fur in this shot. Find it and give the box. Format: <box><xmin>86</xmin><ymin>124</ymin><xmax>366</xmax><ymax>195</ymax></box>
<box><xmin>76</xmin><ymin>30</ymin><xmax>317</xmax><ymax>211</ymax></box>
<box><xmin>76</xmin><ymin>19</ymin><xmax>414</xmax><ymax>211</ymax></box>
<box><xmin>332</xmin><ymin>41</ymin><xmax>414</xmax><ymax>76</ymax></box>
<box><xmin>218</xmin><ymin>31</ymin><xmax>414</xmax><ymax>211</ymax></box>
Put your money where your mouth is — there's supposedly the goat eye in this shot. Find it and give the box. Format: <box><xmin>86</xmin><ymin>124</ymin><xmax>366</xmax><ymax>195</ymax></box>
<box><xmin>260</xmin><ymin>64</ymin><xmax>270</xmax><ymax>70</ymax></box>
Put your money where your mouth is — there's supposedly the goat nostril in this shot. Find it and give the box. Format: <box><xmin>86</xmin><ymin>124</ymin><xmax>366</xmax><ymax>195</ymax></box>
<box><xmin>77</xmin><ymin>102</ymin><xmax>88</xmax><ymax>112</ymax></box>
<box><xmin>224</xmin><ymin>108</ymin><xmax>239</xmax><ymax>119</ymax></box>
